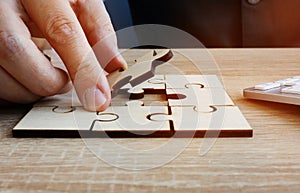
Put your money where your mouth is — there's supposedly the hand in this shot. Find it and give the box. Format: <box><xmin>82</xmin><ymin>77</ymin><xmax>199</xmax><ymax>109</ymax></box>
<box><xmin>0</xmin><ymin>0</ymin><xmax>127</xmax><ymax>111</ymax></box>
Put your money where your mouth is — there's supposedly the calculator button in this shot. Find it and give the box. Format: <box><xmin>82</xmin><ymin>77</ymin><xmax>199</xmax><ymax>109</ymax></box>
<box><xmin>276</xmin><ymin>78</ymin><xmax>297</xmax><ymax>85</ymax></box>
<box><xmin>281</xmin><ymin>85</ymin><xmax>300</xmax><ymax>94</ymax></box>
<box><xmin>282</xmin><ymin>79</ymin><xmax>300</xmax><ymax>86</ymax></box>
<box><xmin>254</xmin><ymin>82</ymin><xmax>281</xmax><ymax>90</ymax></box>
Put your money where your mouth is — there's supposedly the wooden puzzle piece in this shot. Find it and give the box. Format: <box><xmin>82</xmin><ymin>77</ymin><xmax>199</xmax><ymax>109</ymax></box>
<box><xmin>164</xmin><ymin>75</ymin><xmax>224</xmax><ymax>89</ymax></box>
<box><xmin>13</xmin><ymin>101</ymin><xmax>171</xmax><ymax>138</ymax></box>
<box><xmin>118</xmin><ymin>75</ymin><xmax>166</xmax><ymax>99</ymax></box>
<box><xmin>13</xmin><ymin>106</ymin><xmax>96</xmax><ymax>137</ymax></box>
<box><xmin>107</xmin><ymin>49</ymin><xmax>173</xmax><ymax>95</ymax></box>
<box><xmin>167</xmin><ymin>87</ymin><xmax>235</xmax><ymax>109</ymax></box>
<box><xmin>149</xmin><ymin>106</ymin><xmax>252</xmax><ymax>137</ymax></box>
<box><xmin>90</xmin><ymin>101</ymin><xmax>171</xmax><ymax>137</ymax></box>
<box><xmin>123</xmin><ymin>75</ymin><xmax>224</xmax><ymax>99</ymax></box>
<box><xmin>127</xmin><ymin>75</ymin><xmax>166</xmax><ymax>95</ymax></box>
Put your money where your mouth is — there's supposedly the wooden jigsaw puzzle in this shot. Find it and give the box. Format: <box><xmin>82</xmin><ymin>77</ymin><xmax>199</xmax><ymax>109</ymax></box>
<box><xmin>13</xmin><ymin>50</ymin><xmax>252</xmax><ymax>138</ymax></box>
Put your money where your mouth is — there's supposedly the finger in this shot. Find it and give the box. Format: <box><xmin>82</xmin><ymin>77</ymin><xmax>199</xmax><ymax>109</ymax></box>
<box><xmin>5</xmin><ymin>0</ymin><xmax>44</xmax><ymax>38</ymax></box>
<box><xmin>0</xmin><ymin>67</ymin><xmax>40</xmax><ymax>104</ymax></box>
<box><xmin>0</xmin><ymin>2</ymin><xmax>70</xmax><ymax>97</ymax></box>
<box><xmin>21</xmin><ymin>0</ymin><xmax>111</xmax><ymax>111</ymax></box>
<box><xmin>23</xmin><ymin>16</ymin><xmax>44</xmax><ymax>38</ymax></box>
<box><xmin>71</xmin><ymin>0</ymin><xmax>127</xmax><ymax>73</ymax></box>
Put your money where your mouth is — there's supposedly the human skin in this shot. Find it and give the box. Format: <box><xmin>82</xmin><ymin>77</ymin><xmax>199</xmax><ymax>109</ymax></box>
<box><xmin>0</xmin><ymin>0</ymin><xmax>127</xmax><ymax>111</ymax></box>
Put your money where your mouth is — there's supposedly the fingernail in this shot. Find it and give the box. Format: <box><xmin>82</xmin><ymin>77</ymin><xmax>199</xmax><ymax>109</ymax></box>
<box><xmin>117</xmin><ymin>54</ymin><xmax>128</xmax><ymax>70</ymax></box>
<box><xmin>83</xmin><ymin>87</ymin><xmax>107</xmax><ymax>111</ymax></box>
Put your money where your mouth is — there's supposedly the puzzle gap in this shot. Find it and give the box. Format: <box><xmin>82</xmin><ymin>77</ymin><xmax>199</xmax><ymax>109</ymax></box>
<box><xmin>52</xmin><ymin>106</ymin><xmax>76</xmax><ymax>113</ymax></box>
<box><xmin>185</xmin><ymin>83</ymin><xmax>205</xmax><ymax>89</ymax></box>
<box><xmin>167</xmin><ymin>94</ymin><xmax>187</xmax><ymax>100</ymax></box>
<box><xmin>96</xmin><ymin>113</ymin><xmax>119</xmax><ymax>122</ymax></box>
<box><xmin>193</xmin><ymin>106</ymin><xmax>217</xmax><ymax>113</ymax></box>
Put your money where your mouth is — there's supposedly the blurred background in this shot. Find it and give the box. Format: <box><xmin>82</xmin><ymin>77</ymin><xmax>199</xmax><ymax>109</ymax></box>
<box><xmin>105</xmin><ymin>0</ymin><xmax>300</xmax><ymax>48</ymax></box>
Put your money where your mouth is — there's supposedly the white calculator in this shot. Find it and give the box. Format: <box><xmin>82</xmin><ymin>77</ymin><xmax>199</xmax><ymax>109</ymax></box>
<box><xmin>243</xmin><ymin>76</ymin><xmax>300</xmax><ymax>105</ymax></box>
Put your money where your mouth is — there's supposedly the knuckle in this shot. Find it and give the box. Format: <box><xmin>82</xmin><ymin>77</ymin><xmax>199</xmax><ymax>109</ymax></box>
<box><xmin>72</xmin><ymin>0</ymin><xmax>86</xmax><ymax>6</ymax></box>
<box><xmin>0</xmin><ymin>31</ymin><xmax>26</xmax><ymax>60</ymax></box>
<box><xmin>45</xmin><ymin>14</ymin><xmax>80</xmax><ymax>44</ymax></box>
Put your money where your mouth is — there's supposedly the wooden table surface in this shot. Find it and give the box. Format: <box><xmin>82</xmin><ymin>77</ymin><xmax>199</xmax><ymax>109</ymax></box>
<box><xmin>1</xmin><ymin>49</ymin><xmax>300</xmax><ymax>192</ymax></box>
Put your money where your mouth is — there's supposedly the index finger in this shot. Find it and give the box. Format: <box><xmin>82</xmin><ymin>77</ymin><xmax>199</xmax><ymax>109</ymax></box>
<box><xmin>72</xmin><ymin>0</ymin><xmax>127</xmax><ymax>73</ymax></box>
<box><xmin>22</xmin><ymin>0</ymin><xmax>110</xmax><ymax>111</ymax></box>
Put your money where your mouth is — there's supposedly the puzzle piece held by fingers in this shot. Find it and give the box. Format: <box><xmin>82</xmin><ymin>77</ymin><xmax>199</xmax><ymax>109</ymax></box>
<box><xmin>107</xmin><ymin>49</ymin><xmax>173</xmax><ymax>96</ymax></box>
<box><xmin>117</xmin><ymin>75</ymin><xmax>166</xmax><ymax>100</ymax></box>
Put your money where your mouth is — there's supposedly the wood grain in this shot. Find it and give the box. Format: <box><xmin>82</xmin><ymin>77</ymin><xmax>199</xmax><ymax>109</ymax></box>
<box><xmin>1</xmin><ymin>49</ymin><xmax>300</xmax><ymax>192</ymax></box>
